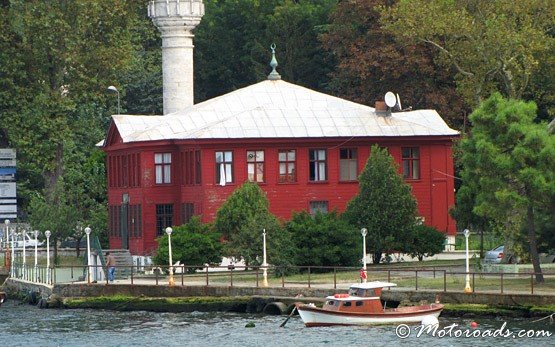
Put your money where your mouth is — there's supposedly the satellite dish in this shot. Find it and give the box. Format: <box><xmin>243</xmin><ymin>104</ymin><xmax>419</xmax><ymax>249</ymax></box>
<box><xmin>384</xmin><ymin>92</ymin><xmax>396</xmax><ymax>108</ymax></box>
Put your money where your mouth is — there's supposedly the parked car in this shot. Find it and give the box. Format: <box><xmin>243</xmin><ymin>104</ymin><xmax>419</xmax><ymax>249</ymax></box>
<box><xmin>13</xmin><ymin>233</ymin><xmax>44</xmax><ymax>248</ymax></box>
<box><xmin>483</xmin><ymin>245</ymin><xmax>504</xmax><ymax>264</ymax></box>
<box><xmin>483</xmin><ymin>245</ymin><xmax>520</xmax><ymax>264</ymax></box>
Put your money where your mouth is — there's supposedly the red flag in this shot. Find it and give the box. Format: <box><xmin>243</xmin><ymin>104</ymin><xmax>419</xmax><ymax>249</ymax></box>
<box><xmin>360</xmin><ymin>269</ymin><xmax>367</xmax><ymax>279</ymax></box>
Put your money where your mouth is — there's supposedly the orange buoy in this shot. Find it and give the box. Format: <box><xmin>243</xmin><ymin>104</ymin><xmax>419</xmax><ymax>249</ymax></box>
<box><xmin>470</xmin><ymin>321</ymin><xmax>478</xmax><ymax>328</ymax></box>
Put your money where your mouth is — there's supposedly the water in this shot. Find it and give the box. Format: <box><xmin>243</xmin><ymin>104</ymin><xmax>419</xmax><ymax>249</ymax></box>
<box><xmin>1</xmin><ymin>301</ymin><xmax>553</xmax><ymax>347</ymax></box>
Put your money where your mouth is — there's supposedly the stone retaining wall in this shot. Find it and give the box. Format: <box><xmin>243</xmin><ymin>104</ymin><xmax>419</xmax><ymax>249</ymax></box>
<box><xmin>3</xmin><ymin>278</ymin><xmax>554</xmax><ymax>307</ymax></box>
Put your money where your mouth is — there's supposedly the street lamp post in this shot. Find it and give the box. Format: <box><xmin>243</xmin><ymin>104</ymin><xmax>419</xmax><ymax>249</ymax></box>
<box><xmin>4</xmin><ymin>219</ymin><xmax>10</xmax><ymax>270</ymax></box>
<box><xmin>85</xmin><ymin>227</ymin><xmax>92</xmax><ymax>284</ymax></box>
<box><xmin>10</xmin><ymin>231</ymin><xmax>15</xmax><ymax>277</ymax></box>
<box><xmin>33</xmin><ymin>230</ymin><xmax>39</xmax><ymax>282</ymax></box>
<box><xmin>45</xmin><ymin>230</ymin><xmax>51</xmax><ymax>284</ymax></box>
<box><xmin>107</xmin><ymin>86</ymin><xmax>121</xmax><ymax>115</ymax></box>
<box><xmin>361</xmin><ymin>228</ymin><xmax>368</xmax><ymax>283</ymax></box>
<box><xmin>165</xmin><ymin>227</ymin><xmax>175</xmax><ymax>287</ymax></box>
<box><xmin>262</xmin><ymin>229</ymin><xmax>268</xmax><ymax>287</ymax></box>
<box><xmin>22</xmin><ymin>229</ymin><xmax>27</xmax><ymax>280</ymax></box>
<box><xmin>463</xmin><ymin>229</ymin><xmax>472</xmax><ymax>293</ymax></box>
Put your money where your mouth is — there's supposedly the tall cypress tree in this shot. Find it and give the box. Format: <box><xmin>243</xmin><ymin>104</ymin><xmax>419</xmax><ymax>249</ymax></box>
<box><xmin>343</xmin><ymin>145</ymin><xmax>418</xmax><ymax>263</ymax></box>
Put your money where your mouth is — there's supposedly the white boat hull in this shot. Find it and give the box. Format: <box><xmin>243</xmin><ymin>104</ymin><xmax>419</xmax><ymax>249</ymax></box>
<box><xmin>297</xmin><ymin>304</ymin><xmax>443</xmax><ymax>327</ymax></box>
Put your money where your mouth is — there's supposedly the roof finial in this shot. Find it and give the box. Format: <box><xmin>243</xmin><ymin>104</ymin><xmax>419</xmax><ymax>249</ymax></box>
<box><xmin>267</xmin><ymin>43</ymin><xmax>281</xmax><ymax>80</ymax></box>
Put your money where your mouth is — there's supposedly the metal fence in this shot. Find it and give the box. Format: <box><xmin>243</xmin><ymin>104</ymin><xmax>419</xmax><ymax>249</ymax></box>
<box><xmin>7</xmin><ymin>263</ymin><xmax>555</xmax><ymax>295</ymax></box>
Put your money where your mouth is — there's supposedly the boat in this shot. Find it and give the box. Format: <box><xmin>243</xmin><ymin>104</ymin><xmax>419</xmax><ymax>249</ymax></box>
<box><xmin>296</xmin><ymin>281</ymin><xmax>443</xmax><ymax>327</ymax></box>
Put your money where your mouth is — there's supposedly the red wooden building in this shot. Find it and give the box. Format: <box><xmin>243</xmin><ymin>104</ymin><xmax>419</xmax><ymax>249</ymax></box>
<box><xmin>102</xmin><ymin>79</ymin><xmax>458</xmax><ymax>255</ymax></box>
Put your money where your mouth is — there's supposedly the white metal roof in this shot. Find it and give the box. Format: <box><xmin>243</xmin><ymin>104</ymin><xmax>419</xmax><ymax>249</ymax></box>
<box><xmin>108</xmin><ymin>80</ymin><xmax>458</xmax><ymax>144</ymax></box>
<box><xmin>350</xmin><ymin>281</ymin><xmax>398</xmax><ymax>290</ymax></box>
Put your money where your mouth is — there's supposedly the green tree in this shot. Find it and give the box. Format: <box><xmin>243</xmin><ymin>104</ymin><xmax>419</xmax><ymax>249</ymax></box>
<box><xmin>214</xmin><ymin>182</ymin><xmax>294</xmax><ymax>268</ymax></box>
<box><xmin>408</xmin><ymin>224</ymin><xmax>445</xmax><ymax>261</ymax></box>
<box><xmin>321</xmin><ymin>0</ymin><xmax>467</xmax><ymax>127</ymax></box>
<box><xmin>383</xmin><ymin>0</ymin><xmax>555</xmax><ymax>107</ymax></box>
<box><xmin>459</xmin><ymin>93</ymin><xmax>555</xmax><ymax>282</ymax></box>
<box><xmin>154</xmin><ymin>217</ymin><xmax>222</xmax><ymax>272</ymax></box>
<box><xmin>343</xmin><ymin>145</ymin><xmax>418</xmax><ymax>264</ymax></box>
<box><xmin>286</xmin><ymin>211</ymin><xmax>359</xmax><ymax>269</ymax></box>
<box><xmin>265</xmin><ymin>0</ymin><xmax>336</xmax><ymax>91</ymax></box>
<box><xmin>0</xmin><ymin>0</ymin><xmax>138</xmax><ymax>220</ymax></box>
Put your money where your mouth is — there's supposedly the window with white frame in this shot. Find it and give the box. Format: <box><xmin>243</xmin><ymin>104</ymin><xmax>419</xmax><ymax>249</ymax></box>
<box><xmin>340</xmin><ymin>148</ymin><xmax>358</xmax><ymax>181</ymax></box>
<box><xmin>155</xmin><ymin>153</ymin><xmax>172</xmax><ymax>184</ymax></box>
<box><xmin>309</xmin><ymin>201</ymin><xmax>329</xmax><ymax>215</ymax></box>
<box><xmin>215</xmin><ymin>151</ymin><xmax>233</xmax><ymax>185</ymax></box>
<box><xmin>247</xmin><ymin>150</ymin><xmax>264</xmax><ymax>183</ymax></box>
<box><xmin>309</xmin><ymin>149</ymin><xmax>327</xmax><ymax>181</ymax></box>
<box><xmin>278</xmin><ymin>149</ymin><xmax>296</xmax><ymax>183</ymax></box>
<box><xmin>402</xmin><ymin>147</ymin><xmax>420</xmax><ymax>179</ymax></box>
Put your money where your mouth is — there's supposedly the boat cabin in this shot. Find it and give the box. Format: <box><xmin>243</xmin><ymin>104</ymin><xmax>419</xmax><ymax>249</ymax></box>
<box><xmin>323</xmin><ymin>281</ymin><xmax>397</xmax><ymax>313</ymax></box>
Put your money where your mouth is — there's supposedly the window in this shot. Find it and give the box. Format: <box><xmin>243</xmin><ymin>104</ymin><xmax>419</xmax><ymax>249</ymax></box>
<box><xmin>156</xmin><ymin>204</ymin><xmax>173</xmax><ymax>236</ymax></box>
<box><xmin>340</xmin><ymin>148</ymin><xmax>358</xmax><ymax>181</ymax></box>
<box><xmin>155</xmin><ymin>153</ymin><xmax>172</xmax><ymax>184</ymax></box>
<box><xmin>402</xmin><ymin>147</ymin><xmax>420</xmax><ymax>179</ymax></box>
<box><xmin>215</xmin><ymin>151</ymin><xmax>233</xmax><ymax>185</ymax></box>
<box><xmin>343</xmin><ymin>301</ymin><xmax>352</xmax><ymax>307</ymax></box>
<box><xmin>129</xmin><ymin>204</ymin><xmax>142</xmax><ymax>237</ymax></box>
<box><xmin>183</xmin><ymin>150</ymin><xmax>201</xmax><ymax>185</ymax></box>
<box><xmin>278</xmin><ymin>150</ymin><xmax>296</xmax><ymax>183</ymax></box>
<box><xmin>355</xmin><ymin>301</ymin><xmax>364</xmax><ymax>307</ymax></box>
<box><xmin>108</xmin><ymin>153</ymin><xmax>140</xmax><ymax>188</ymax></box>
<box><xmin>195</xmin><ymin>150</ymin><xmax>202</xmax><ymax>184</ymax></box>
<box><xmin>181</xmin><ymin>203</ymin><xmax>195</xmax><ymax>224</ymax></box>
<box><xmin>108</xmin><ymin>205</ymin><xmax>121</xmax><ymax>237</ymax></box>
<box><xmin>309</xmin><ymin>149</ymin><xmax>327</xmax><ymax>181</ymax></box>
<box><xmin>247</xmin><ymin>150</ymin><xmax>265</xmax><ymax>182</ymax></box>
<box><xmin>309</xmin><ymin>201</ymin><xmax>328</xmax><ymax>215</ymax></box>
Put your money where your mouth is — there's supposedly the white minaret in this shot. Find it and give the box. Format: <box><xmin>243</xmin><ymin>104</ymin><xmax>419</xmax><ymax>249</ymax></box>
<box><xmin>148</xmin><ymin>0</ymin><xmax>205</xmax><ymax>114</ymax></box>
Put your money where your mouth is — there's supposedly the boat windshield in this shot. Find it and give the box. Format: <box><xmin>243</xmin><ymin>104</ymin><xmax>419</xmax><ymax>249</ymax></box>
<box><xmin>348</xmin><ymin>288</ymin><xmax>377</xmax><ymax>297</ymax></box>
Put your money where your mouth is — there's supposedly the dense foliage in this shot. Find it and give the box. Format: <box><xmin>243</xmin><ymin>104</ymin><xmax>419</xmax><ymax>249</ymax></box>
<box><xmin>408</xmin><ymin>225</ymin><xmax>446</xmax><ymax>261</ymax></box>
<box><xmin>383</xmin><ymin>0</ymin><xmax>554</xmax><ymax>118</ymax></box>
<box><xmin>321</xmin><ymin>0</ymin><xmax>468</xmax><ymax>127</ymax></box>
<box><xmin>153</xmin><ymin>217</ymin><xmax>222</xmax><ymax>272</ymax></box>
<box><xmin>286</xmin><ymin>211</ymin><xmax>360</xmax><ymax>269</ymax></box>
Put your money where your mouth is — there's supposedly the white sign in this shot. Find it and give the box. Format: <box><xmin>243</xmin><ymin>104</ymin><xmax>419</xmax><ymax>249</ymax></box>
<box><xmin>0</xmin><ymin>149</ymin><xmax>16</xmax><ymax>160</ymax></box>
<box><xmin>0</xmin><ymin>159</ymin><xmax>16</xmax><ymax>167</ymax></box>
<box><xmin>0</xmin><ymin>183</ymin><xmax>16</xmax><ymax>198</ymax></box>
<box><xmin>0</xmin><ymin>214</ymin><xmax>17</xmax><ymax>219</ymax></box>
<box><xmin>0</xmin><ymin>205</ymin><xmax>17</xmax><ymax>213</ymax></box>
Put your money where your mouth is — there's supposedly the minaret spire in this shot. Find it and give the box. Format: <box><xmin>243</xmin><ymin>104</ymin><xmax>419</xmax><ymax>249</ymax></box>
<box><xmin>148</xmin><ymin>0</ymin><xmax>205</xmax><ymax>114</ymax></box>
<box><xmin>267</xmin><ymin>43</ymin><xmax>281</xmax><ymax>81</ymax></box>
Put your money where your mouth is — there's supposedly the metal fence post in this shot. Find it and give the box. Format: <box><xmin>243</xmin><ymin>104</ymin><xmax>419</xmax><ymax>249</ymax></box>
<box><xmin>333</xmin><ymin>268</ymin><xmax>337</xmax><ymax>289</ymax></box>
<box><xmin>181</xmin><ymin>266</ymin><xmax>184</xmax><ymax>286</ymax></box>
<box><xmin>415</xmin><ymin>270</ymin><xmax>418</xmax><ymax>291</ymax></box>
<box><xmin>131</xmin><ymin>265</ymin><xmax>134</xmax><ymax>285</ymax></box>
<box><xmin>206</xmin><ymin>266</ymin><xmax>209</xmax><ymax>286</ymax></box>
<box><xmin>443</xmin><ymin>270</ymin><xmax>446</xmax><ymax>292</ymax></box>
<box><xmin>308</xmin><ymin>266</ymin><xmax>311</xmax><ymax>288</ymax></box>
<box><xmin>530</xmin><ymin>274</ymin><xmax>534</xmax><ymax>294</ymax></box>
<box><xmin>472</xmin><ymin>272</ymin><xmax>475</xmax><ymax>293</ymax></box>
<box><xmin>230</xmin><ymin>267</ymin><xmax>233</xmax><ymax>287</ymax></box>
<box><xmin>500</xmin><ymin>273</ymin><xmax>504</xmax><ymax>294</ymax></box>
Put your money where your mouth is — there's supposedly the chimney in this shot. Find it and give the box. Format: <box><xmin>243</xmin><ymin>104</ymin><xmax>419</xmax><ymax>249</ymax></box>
<box><xmin>148</xmin><ymin>0</ymin><xmax>205</xmax><ymax>114</ymax></box>
<box><xmin>375</xmin><ymin>101</ymin><xmax>387</xmax><ymax>112</ymax></box>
